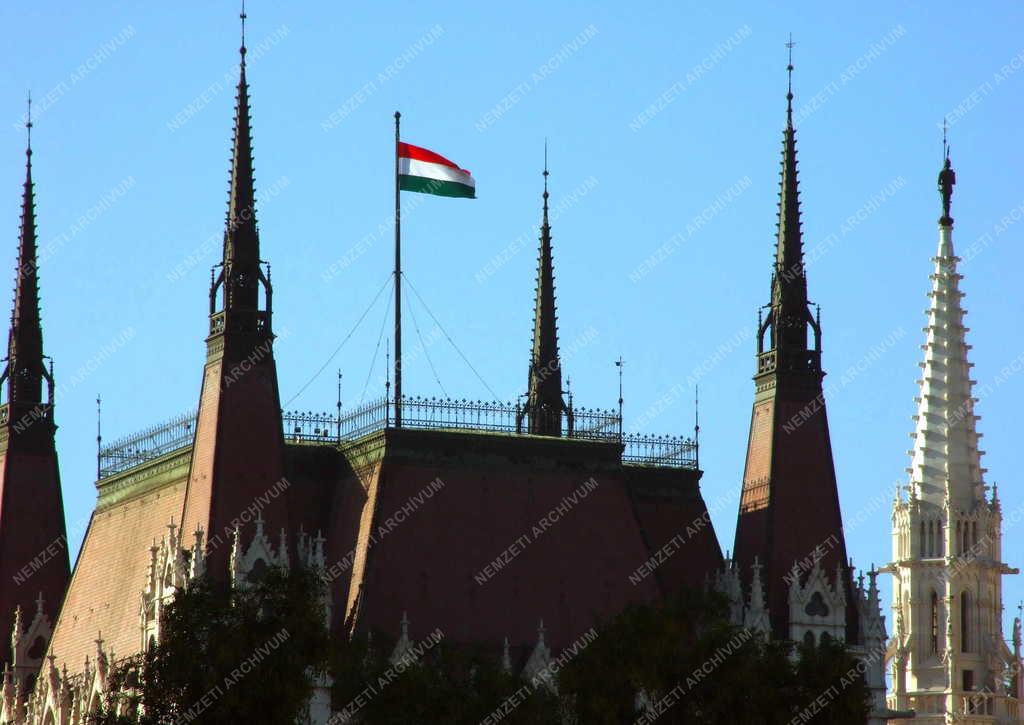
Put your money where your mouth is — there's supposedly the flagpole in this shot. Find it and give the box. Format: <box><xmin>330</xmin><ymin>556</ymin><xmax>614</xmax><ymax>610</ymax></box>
<box><xmin>393</xmin><ymin>111</ymin><xmax>402</xmax><ymax>428</ymax></box>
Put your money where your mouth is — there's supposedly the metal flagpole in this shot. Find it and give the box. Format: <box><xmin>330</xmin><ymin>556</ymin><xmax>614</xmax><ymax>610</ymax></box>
<box><xmin>394</xmin><ymin>111</ymin><xmax>402</xmax><ymax>428</ymax></box>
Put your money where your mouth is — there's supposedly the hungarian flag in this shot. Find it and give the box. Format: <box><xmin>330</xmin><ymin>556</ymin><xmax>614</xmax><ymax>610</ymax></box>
<box><xmin>398</xmin><ymin>142</ymin><xmax>476</xmax><ymax>199</ymax></box>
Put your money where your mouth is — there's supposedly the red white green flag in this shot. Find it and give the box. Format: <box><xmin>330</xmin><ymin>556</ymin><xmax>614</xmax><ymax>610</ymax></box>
<box><xmin>398</xmin><ymin>142</ymin><xmax>476</xmax><ymax>199</ymax></box>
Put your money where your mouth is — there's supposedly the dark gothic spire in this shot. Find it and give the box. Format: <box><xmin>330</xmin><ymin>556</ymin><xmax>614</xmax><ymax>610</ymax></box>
<box><xmin>5</xmin><ymin>94</ymin><xmax>48</xmax><ymax>413</ymax></box>
<box><xmin>758</xmin><ymin>43</ymin><xmax>820</xmax><ymax>374</ymax></box>
<box><xmin>210</xmin><ymin>1</ymin><xmax>271</xmax><ymax>344</ymax></box>
<box><xmin>522</xmin><ymin>143</ymin><xmax>565</xmax><ymax>436</ymax></box>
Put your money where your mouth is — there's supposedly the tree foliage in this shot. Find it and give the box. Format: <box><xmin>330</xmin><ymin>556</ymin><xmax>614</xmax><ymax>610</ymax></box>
<box><xmin>330</xmin><ymin>632</ymin><xmax>560</xmax><ymax>724</ymax></box>
<box><xmin>558</xmin><ymin>589</ymin><xmax>872</xmax><ymax>724</ymax></box>
<box><xmin>89</xmin><ymin>578</ymin><xmax>869</xmax><ymax>724</ymax></box>
<box><xmin>90</xmin><ymin>565</ymin><xmax>329</xmax><ymax>725</ymax></box>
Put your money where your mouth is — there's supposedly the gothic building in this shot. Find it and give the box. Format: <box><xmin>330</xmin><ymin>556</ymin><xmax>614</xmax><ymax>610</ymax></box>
<box><xmin>0</xmin><ymin>16</ymin><xmax>1016</xmax><ymax>725</ymax></box>
<box><xmin>884</xmin><ymin>154</ymin><xmax>1022</xmax><ymax>722</ymax></box>
<box><xmin>0</xmin><ymin>18</ymin><xmax>723</xmax><ymax>724</ymax></box>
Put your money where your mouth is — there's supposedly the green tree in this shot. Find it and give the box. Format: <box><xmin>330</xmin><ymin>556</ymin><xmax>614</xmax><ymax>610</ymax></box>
<box><xmin>331</xmin><ymin>633</ymin><xmax>561</xmax><ymax>724</ymax></box>
<box><xmin>558</xmin><ymin>589</ymin><xmax>871</xmax><ymax>724</ymax></box>
<box><xmin>90</xmin><ymin>565</ymin><xmax>330</xmax><ymax>725</ymax></box>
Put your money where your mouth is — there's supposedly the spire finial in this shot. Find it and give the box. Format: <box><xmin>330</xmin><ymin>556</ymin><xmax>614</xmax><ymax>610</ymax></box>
<box><xmin>785</xmin><ymin>34</ymin><xmax>796</xmax><ymax>125</ymax></box>
<box><xmin>542</xmin><ymin>139</ymin><xmax>550</xmax><ymax>219</ymax></box>
<box><xmin>25</xmin><ymin>92</ymin><xmax>32</xmax><ymax>161</ymax></box>
<box><xmin>240</xmin><ymin>0</ymin><xmax>247</xmax><ymax>60</ymax></box>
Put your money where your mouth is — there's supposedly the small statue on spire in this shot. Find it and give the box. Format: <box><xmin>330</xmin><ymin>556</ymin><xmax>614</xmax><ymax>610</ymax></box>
<box><xmin>938</xmin><ymin>120</ymin><xmax>955</xmax><ymax>223</ymax></box>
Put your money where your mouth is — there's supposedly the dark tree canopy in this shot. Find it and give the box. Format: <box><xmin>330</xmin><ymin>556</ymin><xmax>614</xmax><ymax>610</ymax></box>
<box><xmin>89</xmin><ymin>580</ymin><xmax>868</xmax><ymax>724</ymax></box>
<box><xmin>90</xmin><ymin>565</ymin><xmax>330</xmax><ymax>725</ymax></box>
<box><xmin>558</xmin><ymin>589</ymin><xmax>872</xmax><ymax>724</ymax></box>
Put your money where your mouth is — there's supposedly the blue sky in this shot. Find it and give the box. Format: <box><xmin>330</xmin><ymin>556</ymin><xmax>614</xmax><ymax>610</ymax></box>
<box><xmin>3</xmin><ymin>1</ymin><xmax>1024</xmax><ymax>641</ymax></box>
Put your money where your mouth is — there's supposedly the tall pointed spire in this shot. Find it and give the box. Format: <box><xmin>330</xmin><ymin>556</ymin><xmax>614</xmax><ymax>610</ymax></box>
<box><xmin>211</xmin><ymin>0</ymin><xmax>270</xmax><ymax>347</ymax></box>
<box><xmin>887</xmin><ymin>146</ymin><xmax>1019</xmax><ymax>719</ymax></box>
<box><xmin>5</xmin><ymin>93</ymin><xmax>49</xmax><ymax>415</ymax></box>
<box><xmin>765</xmin><ymin>37</ymin><xmax>819</xmax><ymax>370</ymax></box>
<box><xmin>0</xmin><ymin>94</ymin><xmax>69</xmax><ymax>677</ymax></box>
<box><xmin>522</xmin><ymin>142</ymin><xmax>566</xmax><ymax>436</ymax></box>
<box><xmin>182</xmin><ymin>3</ymin><xmax>287</xmax><ymax>575</ymax></box>
<box><xmin>734</xmin><ymin>45</ymin><xmax>852</xmax><ymax>641</ymax></box>
<box><xmin>907</xmin><ymin>150</ymin><xmax>982</xmax><ymax>508</ymax></box>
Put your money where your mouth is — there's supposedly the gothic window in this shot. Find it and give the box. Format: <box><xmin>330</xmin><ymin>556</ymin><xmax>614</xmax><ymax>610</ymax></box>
<box><xmin>803</xmin><ymin>630</ymin><xmax>815</xmax><ymax>648</ymax></box>
<box><xmin>971</xmin><ymin>521</ymin><xmax>978</xmax><ymax>549</ymax></box>
<box><xmin>927</xmin><ymin>521</ymin><xmax>934</xmax><ymax>556</ymax></box>
<box><xmin>930</xmin><ymin>591</ymin><xmax>939</xmax><ymax>654</ymax></box>
<box><xmin>938</xmin><ymin>521</ymin><xmax>944</xmax><ymax>556</ymax></box>
<box><xmin>920</xmin><ymin>521</ymin><xmax>926</xmax><ymax>556</ymax></box>
<box><xmin>28</xmin><ymin>635</ymin><xmax>45</xmax><ymax>660</ymax></box>
<box><xmin>246</xmin><ymin>557</ymin><xmax>268</xmax><ymax>583</ymax></box>
<box><xmin>821</xmin><ymin>632</ymin><xmax>832</xmax><ymax>646</ymax></box>
<box><xmin>956</xmin><ymin>521</ymin><xmax>962</xmax><ymax>555</ymax></box>
<box><xmin>960</xmin><ymin>591</ymin><xmax>970</xmax><ymax>652</ymax></box>
<box><xmin>805</xmin><ymin>591</ymin><xmax>830</xmax><ymax>617</ymax></box>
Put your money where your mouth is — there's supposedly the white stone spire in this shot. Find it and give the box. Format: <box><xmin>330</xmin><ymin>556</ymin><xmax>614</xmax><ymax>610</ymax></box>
<box><xmin>885</xmin><ymin>154</ymin><xmax>1020</xmax><ymax>722</ymax></box>
<box><xmin>907</xmin><ymin>205</ymin><xmax>985</xmax><ymax>509</ymax></box>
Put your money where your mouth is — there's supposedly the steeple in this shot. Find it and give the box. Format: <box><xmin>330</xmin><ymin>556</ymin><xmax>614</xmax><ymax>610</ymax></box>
<box><xmin>733</xmin><ymin>48</ymin><xmax>853</xmax><ymax>641</ymax></box>
<box><xmin>0</xmin><ymin>97</ymin><xmax>69</xmax><ymax>675</ymax></box>
<box><xmin>907</xmin><ymin>151</ymin><xmax>982</xmax><ymax>509</ymax></box>
<box><xmin>208</xmin><ymin>0</ymin><xmax>272</xmax><ymax>352</ymax></box>
<box><xmin>760</xmin><ymin>42</ymin><xmax>821</xmax><ymax>374</ymax></box>
<box><xmin>886</xmin><ymin>147</ymin><xmax>1019</xmax><ymax>717</ymax></box>
<box><xmin>521</xmin><ymin>143</ymin><xmax>566</xmax><ymax>436</ymax></box>
<box><xmin>4</xmin><ymin>94</ymin><xmax>52</xmax><ymax>421</ymax></box>
<box><xmin>182</xmin><ymin>4</ymin><xmax>288</xmax><ymax>575</ymax></box>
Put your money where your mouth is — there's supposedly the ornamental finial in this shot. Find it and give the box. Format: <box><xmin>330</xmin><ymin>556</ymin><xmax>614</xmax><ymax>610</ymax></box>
<box><xmin>25</xmin><ymin>92</ymin><xmax>32</xmax><ymax>161</ymax></box>
<box><xmin>240</xmin><ymin>0</ymin><xmax>247</xmax><ymax>59</ymax></box>
<box><xmin>785</xmin><ymin>34</ymin><xmax>795</xmax><ymax>126</ymax></box>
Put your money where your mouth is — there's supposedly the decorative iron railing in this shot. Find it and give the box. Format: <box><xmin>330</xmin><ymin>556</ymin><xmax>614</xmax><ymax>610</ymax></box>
<box><xmin>621</xmin><ymin>433</ymin><xmax>698</xmax><ymax>468</ymax></box>
<box><xmin>98</xmin><ymin>395</ymin><xmax>697</xmax><ymax>478</ymax></box>
<box><xmin>99</xmin><ymin>409</ymin><xmax>198</xmax><ymax>478</ymax></box>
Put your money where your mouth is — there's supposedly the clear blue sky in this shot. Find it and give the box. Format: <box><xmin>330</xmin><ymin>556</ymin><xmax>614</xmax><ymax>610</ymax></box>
<box><xmin>3</xmin><ymin>1</ymin><xmax>1024</xmax><ymax>640</ymax></box>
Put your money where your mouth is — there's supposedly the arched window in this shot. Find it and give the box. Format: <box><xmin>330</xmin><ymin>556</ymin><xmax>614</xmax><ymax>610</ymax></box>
<box><xmin>971</xmin><ymin>521</ymin><xmax>978</xmax><ymax>549</ymax></box>
<box><xmin>927</xmin><ymin>521</ymin><xmax>934</xmax><ymax>556</ymax></box>
<box><xmin>920</xmin><ymin>521</ymin><xmax>926</xmax><ymax>555</ymax></box>
<box><xmin>930</xmin><ymin>591</ymin><xmax>939</xmax><ymax>654</ymax></box>
<box><xmin>938</xmin><ymin>520</ymin><xmax>944</xmax><ymax>556</ymax></box>
<box><xmin>956</xmin><ymin>521</ymin><xmax>962</xmax><ymax>555</ymax></box>
<box><xmin>803</xmin><ymin>630</ymin><xmax>815</xmax><ymax>648</ymax></box>
<box><xmin>960</xmin><ymin>591</ymin><xmax>970</xmax><ymax>652</ymax></box>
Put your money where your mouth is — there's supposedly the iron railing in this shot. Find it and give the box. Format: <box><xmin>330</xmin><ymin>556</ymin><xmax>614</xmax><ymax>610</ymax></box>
<box><xmin>99</xmin><ymin>396</ymin><xmax>697</xmax><ymax>478</ymax></box>
<box><xmin>622</xmin><ymin>433</ymin><xmax>698</xmax><ymax>468</ymax></box>
<box><xmin>99</xmin><ymin>409</ymin><xmax>198</xmax><ymax>478</ymax></box>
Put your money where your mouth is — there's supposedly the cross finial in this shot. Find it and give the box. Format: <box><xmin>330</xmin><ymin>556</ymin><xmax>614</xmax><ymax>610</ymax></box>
<box><xmin>785</xmin><ymin>34</ymin><xmax>796</xmax><ymax>122</ymax></box>
<box><xmin>240</xmin><ymin>0</ymin><xmax>247</xmax><ymax>59</ymax></box>
<box><xmin>542</xmin><ymin>138</ymin><xmax>549</xmax><ymax>203</ymax></box>
<box><xmin>25</xmin><ymin>92</ymin><xmax>32</xmax><ymax>159</ymax></box>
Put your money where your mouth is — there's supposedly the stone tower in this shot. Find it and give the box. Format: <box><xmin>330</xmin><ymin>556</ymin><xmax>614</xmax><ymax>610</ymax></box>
<box><xmin>731</xmin><ymin>58</ymin><xmax>854</xmax><ymax>643</ymax></box>
<box><xmin>886</xmin><ymin>153</ymin><xmax>1021</xmax><ymax>722</ymax></box>
<box><xmin>180</xmin><ymin>12</ymin><xmax>289</xmax><ymax>574</ymax></box>
<box><xmin>0</xmin><ymin>104</ymin><xmax>70</xmax><ymax>676</ymax></box>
